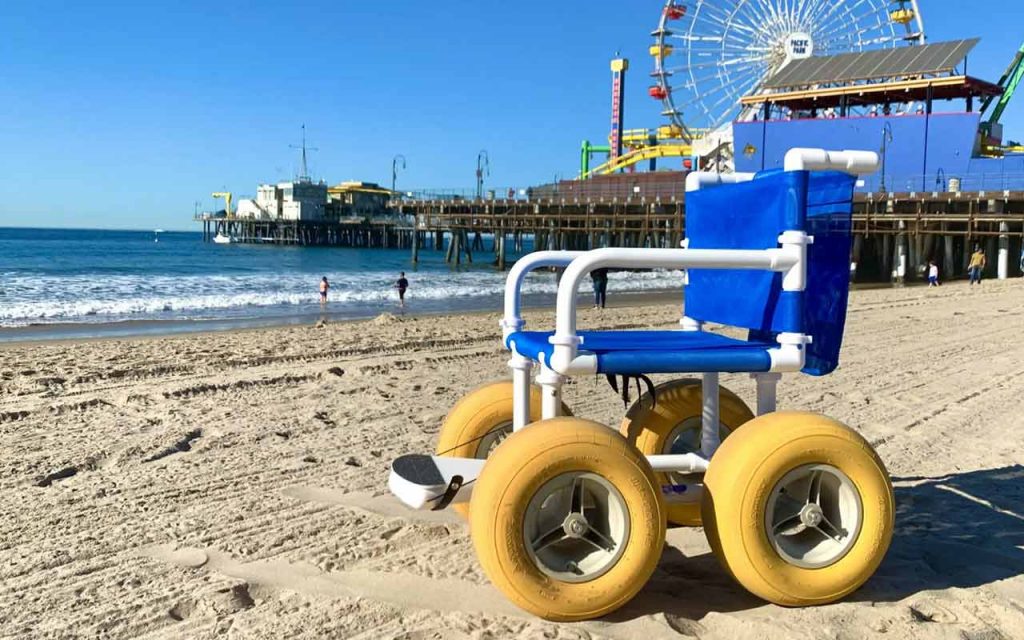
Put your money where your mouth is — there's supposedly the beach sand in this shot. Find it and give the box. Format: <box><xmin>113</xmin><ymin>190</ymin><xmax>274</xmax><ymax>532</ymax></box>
<box><xmin>2</xmin><ymin>281</ymin><xmax>1024</xmax><ymax>639</ymax></box>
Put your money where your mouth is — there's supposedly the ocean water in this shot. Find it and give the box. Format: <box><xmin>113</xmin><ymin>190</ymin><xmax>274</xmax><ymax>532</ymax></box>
<box><xmin>0</xmin><ymin>227</ymin><xmax>683</xmax><ymax>339</ymax></box>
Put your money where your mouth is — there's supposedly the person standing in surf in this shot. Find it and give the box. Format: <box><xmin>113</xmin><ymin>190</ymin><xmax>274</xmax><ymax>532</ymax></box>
<box><xmin>590</xmin><ymin>268</ymin><xmax>609</xmax><ymax>309</ymax></box>
<box><xmin>395</xmin><ymin>272</ymin><xmax>409</xmax><ymax>308</ymax></box>
<box><xmin>319</xmin><ymin>276</ymin><xmax>330</xmax><ymax>304</ymax></box>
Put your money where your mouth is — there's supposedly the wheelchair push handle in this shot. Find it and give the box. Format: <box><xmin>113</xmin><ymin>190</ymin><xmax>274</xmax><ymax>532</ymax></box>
<box><xmin>783</xmin><ymin>148</ymin><xmax>880</xmax><ymax>175</ymax></box>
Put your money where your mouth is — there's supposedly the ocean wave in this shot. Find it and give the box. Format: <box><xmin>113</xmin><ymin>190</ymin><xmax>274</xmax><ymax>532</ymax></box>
<box><xmin>0</xmin><ymin>268</ymin><xmax>685</xmax><ymax>326</ymax></box>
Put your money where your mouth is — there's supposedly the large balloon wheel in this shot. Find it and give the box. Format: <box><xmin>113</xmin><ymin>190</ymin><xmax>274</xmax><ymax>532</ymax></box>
<box><xmin>651</xmin><ymin>0</ymin><xmax>926</xmax><ymax>139</ymax></box>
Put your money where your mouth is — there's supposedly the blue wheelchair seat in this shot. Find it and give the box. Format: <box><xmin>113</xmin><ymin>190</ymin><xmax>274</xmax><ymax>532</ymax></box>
<box><xmin>506</xmin><ymin>330</ymin><xmax>774</xmax><ymax>375</ymax></box>
<box><xmin>507</xmin><ymin>169</ymin><xmax>856</xmax><ymax>378</ymax></box>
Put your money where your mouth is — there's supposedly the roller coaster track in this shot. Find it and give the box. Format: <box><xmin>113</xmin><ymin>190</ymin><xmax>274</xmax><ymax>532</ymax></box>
<box><xmin>582</xmin><ymin>144</ymin><xmax>692</xmax><ymax>179</ymax></box>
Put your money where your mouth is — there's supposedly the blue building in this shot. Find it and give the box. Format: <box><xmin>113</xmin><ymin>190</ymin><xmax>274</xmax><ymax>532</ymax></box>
<box><xmin>732</xmin><ymin>39</ymin><xmax>1024</xmax><ymax>192</ymax></box>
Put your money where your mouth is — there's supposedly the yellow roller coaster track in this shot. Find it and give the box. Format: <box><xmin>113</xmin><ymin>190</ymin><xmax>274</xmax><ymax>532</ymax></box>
<box><xmin>582</xmin><ymin>144</ymin><xmax>692</xmax><ymax>179</ymax></box>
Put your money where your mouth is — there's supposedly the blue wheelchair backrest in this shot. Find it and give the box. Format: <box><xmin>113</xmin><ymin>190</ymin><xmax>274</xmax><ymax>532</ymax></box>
<box><xmin>684</xmin><ymin>169</ymin><xmax>856</xmax><ymax>376</ymax></box>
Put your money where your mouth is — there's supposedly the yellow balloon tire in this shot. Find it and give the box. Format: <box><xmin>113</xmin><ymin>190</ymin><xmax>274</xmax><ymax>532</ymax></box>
<box><xmin>620</xmin><ymin>378</ymin><xmax>754</xmax><ymax>526</ymax></box>
<box><xmin>701</xmin><ymin>411</ymin><xmax>895</xmax><ymax>606</ymax></box>
<box><xmin>436</xmin><ymin>380</ymin><xmax>569</xmax><ymax>518</ymax></box>
<box><xmin>469</xmin><ymin>417</ymin><xmax>666</xmax><ymax>621</ymax></box>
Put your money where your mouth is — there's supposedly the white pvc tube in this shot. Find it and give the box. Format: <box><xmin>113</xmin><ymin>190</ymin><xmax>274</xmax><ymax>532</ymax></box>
<box><xmin>552</xmin><ymin>248</ymin><xmax>797</xmax><ymax>345</ymax></box>
<box><xmin>645</xmin><ymin>453</ymin><xmax>710</xmax><ymax>474</ymax></box>
<box><xmin>998</xmin><ymin>222</ymin><xmax>1009</xmax><ymax>280</ymax></box>
<box><xmin>684</xmin><ymin>171</ymin><xmax>755</xmax><ymax>192</ymax></box>
<box><xmin>535</xmin><ymin>365</ymin><xmax>564</xmax><ymax>421</ymax></box>
<box><xmin>502</xmin><ymin>251</ymin><xmax>584</xmax><ymax>339</ymax></box>
<box><xmin>509</xmin><ymin>351</ymin><xmax>533</xmax><ymax>430</ymax></box>
<box><xmin>701</xmin><ymin>372</ymin><xmax>721</xmax><ymax>458</ymax></box>
<box><xmin>753</xmin><ymin>372</ymin><xmax>781</xmax><ymax>415</ymax></box>
<box><xmin>783</xmin><ymin>148</ymin><xmax>880</xmax><ymax>175</ymax></box>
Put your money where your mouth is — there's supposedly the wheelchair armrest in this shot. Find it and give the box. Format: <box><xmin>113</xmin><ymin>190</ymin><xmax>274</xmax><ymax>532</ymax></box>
<box><xmin>502</xmin><ymin>251</ymin><xmax>585</xmax><ymax>340</ymax></box>
<box><xmin>546</xmin><ymin>247</ymin><xmax>799</xmax><ymax>374</ymax></box>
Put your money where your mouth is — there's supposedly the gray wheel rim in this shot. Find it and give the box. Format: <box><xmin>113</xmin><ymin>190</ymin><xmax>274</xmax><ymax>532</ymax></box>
<box><xmin>523</xmin><ymin>472</ymin><xmax>630</xmax><ymax>583</ymax></box>
<box><xmin>765</xmin><ymin>464</ymin><xmax>863</xmax><ymax>569</ymax></box>
<box><xmin>663</xmin><ymin>416</ymin><xmax>730</xmax><ymax>483</ymax></box>
<box><xmin>474</xmin><ymin>421</ymin><xmax>512</xmax><ymax>458</ymax></box>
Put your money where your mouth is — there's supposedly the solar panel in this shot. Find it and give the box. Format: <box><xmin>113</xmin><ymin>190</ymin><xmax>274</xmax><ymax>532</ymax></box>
<box><xmin>763</xmin><ymin>39</ymin><xmax>979</xmax><ymax>89</ymax></box>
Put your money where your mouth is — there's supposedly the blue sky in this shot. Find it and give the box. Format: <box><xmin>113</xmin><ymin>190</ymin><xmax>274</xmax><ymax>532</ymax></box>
<box><xmin>1</xmin><ymin>0</ymin><xmax>1021</xmax><ymax>230</ymax></box>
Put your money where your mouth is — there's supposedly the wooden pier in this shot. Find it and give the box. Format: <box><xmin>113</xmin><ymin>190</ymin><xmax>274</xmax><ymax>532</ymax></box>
<box><xmin>195</xmin><ymin>216</ymin><xmax>417</xmax><ymax>250</ymax></box>
<box><xmin>197</xmin><ymin>172</ymin><xmax>1024</xmax><ymax>281</ymax></box>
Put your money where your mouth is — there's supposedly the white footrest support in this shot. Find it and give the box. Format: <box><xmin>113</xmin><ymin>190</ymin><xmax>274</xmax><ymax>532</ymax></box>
<box><xmin>388</xmin><ymin>452</ymin><xmax>712</xmax><ymax>511</ymax></box>
<box><xmin>388</xmin><ymin>455</ymin><xmax>485</xmax><ymax>510</ymax></box>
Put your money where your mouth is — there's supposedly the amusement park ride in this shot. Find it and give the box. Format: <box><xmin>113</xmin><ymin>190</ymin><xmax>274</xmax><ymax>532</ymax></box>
<box><xmin>582</xmin><ymin>0</ymin><xmax>1024</xmax><ymax>186</ymax></box>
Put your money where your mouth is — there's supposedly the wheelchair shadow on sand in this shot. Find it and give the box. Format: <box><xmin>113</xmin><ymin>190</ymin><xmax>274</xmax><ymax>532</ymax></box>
<box><xmin>611</xmin><ymin>465</ymin><xmax>1024</xmax><ymax>621</ymax></box>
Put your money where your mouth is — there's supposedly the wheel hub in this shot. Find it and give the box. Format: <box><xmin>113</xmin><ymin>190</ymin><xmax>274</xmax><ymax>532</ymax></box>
<box><xmin>800</xmin><ymin>504</ymin><xmax>824</xmax><ymax>528</ymax></box>
<box><xmin>563</xmin><ymin>513</ymin><xmax>589</xmax><ymax>538</ymax></box>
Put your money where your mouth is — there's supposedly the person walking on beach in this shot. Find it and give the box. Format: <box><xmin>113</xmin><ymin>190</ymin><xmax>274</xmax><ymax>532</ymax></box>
<box><xmin>319</xmin><ymin>276</ymin><xmax>330</xmax><ymax>304</ymax></box>
<box><xmin>591</xmin><ymin>268</ymin><xmax>609</xmax><ymax>309</ymax></box>
<box><xmin>927</xmin><ymin>260</ymin><xmax>940</xmax><ymax>287</ymax></box>
<box><xmin>968</xmin><ymin>247</ymin><xmax>987</xmax><ymax>285</ymax></box>
<box><xmin>395</xmin><ymin>272</ymin><xmax>409</xmax><ymax>308</ymax></box>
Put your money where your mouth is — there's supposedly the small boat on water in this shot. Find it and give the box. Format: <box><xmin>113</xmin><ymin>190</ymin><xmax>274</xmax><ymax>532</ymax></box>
<box><xmin>213</xmin><ymin>232</ymin><xmax>233</xmax><ymax>244</ymax></box>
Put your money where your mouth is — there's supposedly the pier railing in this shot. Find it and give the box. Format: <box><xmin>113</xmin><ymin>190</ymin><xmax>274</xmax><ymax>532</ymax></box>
<box><xmin>858</xmin><ymin>172</ymin><xmax>1024</xmax><ymax>194</ymax></box>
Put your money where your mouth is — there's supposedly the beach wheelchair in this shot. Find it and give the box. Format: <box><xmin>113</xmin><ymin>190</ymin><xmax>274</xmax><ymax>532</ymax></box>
<box><xmin>388</xmin><ymin>148</ymin><xmax>895</xmax><ymax>621</ymax></box>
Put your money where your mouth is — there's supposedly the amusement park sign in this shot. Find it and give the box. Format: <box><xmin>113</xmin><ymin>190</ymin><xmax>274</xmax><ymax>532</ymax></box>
<box><xmin>786</xmin><ymin>33</ymin><xmax>814</xmax><ymax>60</ymax></box>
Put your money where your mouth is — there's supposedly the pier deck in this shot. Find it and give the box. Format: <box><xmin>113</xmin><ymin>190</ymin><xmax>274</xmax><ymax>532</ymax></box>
<box><xmin>196</xmin><ymin>176</ymin><xmax>1024</xmax><ymax>280</ymax></box>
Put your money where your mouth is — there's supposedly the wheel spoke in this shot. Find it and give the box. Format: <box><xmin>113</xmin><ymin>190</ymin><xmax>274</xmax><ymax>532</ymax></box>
<box><xmin>807</xmin><ymin>469</ymin><xmax>823</xmax><ymax>504</ymax></box>
<box><xmin>585</xmin><ymin>526</ymin><xmax>618</xmax><ymax>552</ymax></box>
<box><xmin>816</xmin><ymin>514</ymin><xmax>846</xmax><ymax>542</ymax></box>
<box><xmin>772</xmin><ymin>513</ymin><xmax>806</xmax><ymax>537</ymax></box>
<box><xmin>531</xmin><ymin>525</ymin><xmax>568</xmax><ymax>554</ymax></box>
<box><xmin>570</xmin><ymin>476</ymin><xmax>585</xmax><ymax>514</ymax></box>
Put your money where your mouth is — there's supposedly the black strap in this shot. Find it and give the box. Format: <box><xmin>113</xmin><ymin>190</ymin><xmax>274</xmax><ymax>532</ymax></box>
<box><xmin>605</xmin><ymin>374</ymin><xmax>657</xmax><ymax>409</ymax></box>
<box><xmin>432</xmin><ymin>475</ymin><xmax>464</xmax><ymax>511</ymax></box>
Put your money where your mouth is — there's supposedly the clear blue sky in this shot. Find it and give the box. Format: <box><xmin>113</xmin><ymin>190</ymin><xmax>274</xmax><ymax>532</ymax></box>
<box><xmin>1</xmin><ymin>0</ymin><xmax>1021</xmax><ymax>230</ymax></box>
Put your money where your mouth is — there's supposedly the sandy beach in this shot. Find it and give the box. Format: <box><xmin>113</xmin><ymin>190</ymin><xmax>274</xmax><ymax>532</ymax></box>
<box><xmin>2</xmin><ymin>280</ymin><xmax>1024</xmax><ymax>639</ymax></box>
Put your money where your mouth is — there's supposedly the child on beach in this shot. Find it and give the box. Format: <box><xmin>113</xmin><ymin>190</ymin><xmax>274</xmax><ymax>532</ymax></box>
<box><xmin>927</xmin><ymin>261</ymin><xmax>940</xmax><ymax>287</ymax></box>
<box><xmin>395</xmin><ymin>272</ymin><xmax>409</xmax><ymax>308</ymax></box>
<box><xmin>968</xmin><ymin>247</ymin><xmax>986</xmax><ymax>285</ymax></box>
<box><xmin>319</xmin><ymin>277</ymin><xmax>330</xmax><ymax>304</ymax></box>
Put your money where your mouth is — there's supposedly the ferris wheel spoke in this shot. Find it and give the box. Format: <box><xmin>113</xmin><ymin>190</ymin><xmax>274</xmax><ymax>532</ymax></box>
<box><xmin>818</xmin><ymin>0</ymin><xmax>882</xmax><ymax>38</ymax></box>
<box><xmin>688</xmin><ymin>69</ymin><xmax>766</xmax><ymax>103</ymax></box>
<box><xmin>811</xmin><ymin>0</ymin><xmax>870</xmax><ymax>38</ymax></box>
<box><xmin>695</xmin><ymin>2</ymin><xmax>765</xmax><ymax>38</ymax></box>
<box><xmin>817</xmin><ymin>12</ymin><xmax>894</xmax><ymax>49</ymax></box>
<box><xmin>749</xmin><ymin>0</ymin><xmax>785</xmax><ymax>33</ymax></box>
<box><xmin>671</xmin><ymin>34</ymin><xmax>762</xmax><ymax>52</ymax></box>
<box><xmin>697</xmin><ymin>13</ymin><xmax>762</xmax><ymax>40</ymax></box>
<box><xmin>805</xmin><ymin>0</ymin><xmax>846</xmax><ymax>25</ymax></box>
<box><xmin>686</xmin><ymin>64</ymin><xmax>763</xmax><ymax>101</ymax></box>
<box><xmin>690</xmin><ymin>54</ymin><xmax>770</xmax><ymax>71</ymax></box>
<box><xmin>722</xmin><ymin>2</ymin><xmax>773</xmax><ymax>38</ymax></box>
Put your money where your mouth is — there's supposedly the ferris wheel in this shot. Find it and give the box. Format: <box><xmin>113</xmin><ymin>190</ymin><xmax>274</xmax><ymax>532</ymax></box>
<box><xmin>651</xmin><ymin>0</ymin><xmax>927</xmax><ymax>140</ymax></box>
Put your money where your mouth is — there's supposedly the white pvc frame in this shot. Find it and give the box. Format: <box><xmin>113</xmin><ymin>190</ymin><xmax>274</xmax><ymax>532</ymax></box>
<box><xmin>387</xmin><ymin>149</ymin><xmax>880</xmax><ymax>512</ymax></box>
<box><xmin>501</xmin><ymin>148</ymin><xmax>879</xmax><ymax>448</ymax></box>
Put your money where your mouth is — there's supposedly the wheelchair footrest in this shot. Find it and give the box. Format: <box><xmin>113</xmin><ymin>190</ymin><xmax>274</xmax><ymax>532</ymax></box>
<box><xmin>388</xmin><ymin>454</ymin><xmax>484</xmax><ymax>510</ymax></box>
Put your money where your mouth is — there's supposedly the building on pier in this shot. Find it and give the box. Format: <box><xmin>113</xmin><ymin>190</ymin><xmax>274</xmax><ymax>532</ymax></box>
<box><xmin>732</xmin><ymin>39</ymin><xmax>1024</xmax><ymax>193</ymax></box>
<box><xmin>234</xmin><ymin>179</ymin><xmax>329</xmax><ymax>221</ymax></box>
<box><xmin>327</xmin><ymin>182</ymin><xmax>394</xmax><ymax>220</ymax></box>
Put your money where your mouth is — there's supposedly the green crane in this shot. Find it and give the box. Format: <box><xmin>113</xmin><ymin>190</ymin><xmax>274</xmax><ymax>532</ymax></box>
<box><xmin>980</xmin><ymin>41</ymin><xmax>1024</xmax><ymax>148</ymax></box>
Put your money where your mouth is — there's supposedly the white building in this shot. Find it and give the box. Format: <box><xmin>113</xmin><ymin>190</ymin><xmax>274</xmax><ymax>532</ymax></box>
<box><xmin>234</xmin><ymin>180</ymin><xmax>328</xmax><ymax>221</ymax></box>
<box><xmin>280</xmin><ymin>180</ymin><xmax>328</xmax><ymax>221</ymax></box>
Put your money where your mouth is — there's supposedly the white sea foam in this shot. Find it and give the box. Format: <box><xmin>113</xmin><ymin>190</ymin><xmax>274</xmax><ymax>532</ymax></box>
<box><xmin>0</xmin><ymin>268</ymin><xmax>685</xmax><ymax>326</ymax></box>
